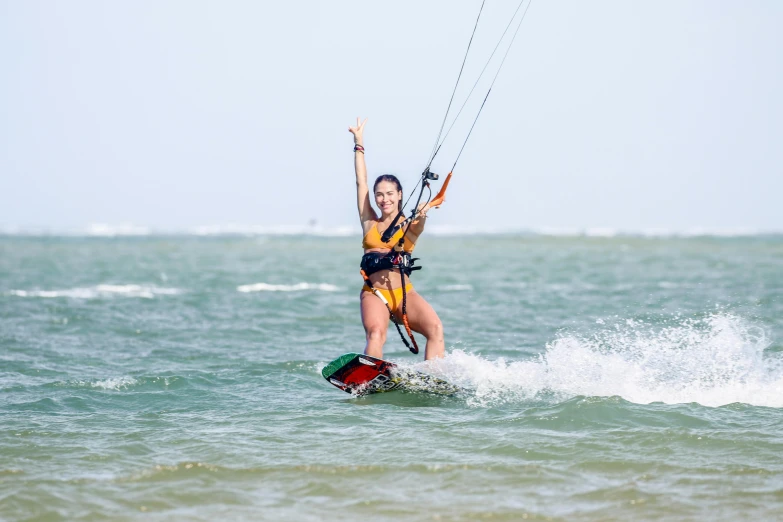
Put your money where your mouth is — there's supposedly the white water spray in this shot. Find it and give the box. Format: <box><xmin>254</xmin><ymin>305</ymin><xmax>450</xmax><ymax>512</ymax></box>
<box><xmin>424</xmin><ymin>313</ymin><xmax>782</xmax><ymax>408</ymax></box>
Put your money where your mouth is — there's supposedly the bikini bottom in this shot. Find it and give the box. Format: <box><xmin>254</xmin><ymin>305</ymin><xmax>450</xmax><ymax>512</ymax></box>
<box><xmin>361</xmin><ymin>283</ymin><xmax>413</xmax><ymax>312</ymax></box>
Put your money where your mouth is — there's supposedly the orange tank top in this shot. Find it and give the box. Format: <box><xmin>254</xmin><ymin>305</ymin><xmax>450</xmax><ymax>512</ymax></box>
<box><xmin>362</xmin><ymin>222</ymin><xmax>416</xmax><ymax>252</ymax></box>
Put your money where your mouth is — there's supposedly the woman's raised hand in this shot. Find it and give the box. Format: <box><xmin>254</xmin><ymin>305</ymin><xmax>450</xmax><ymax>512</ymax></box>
<box><xmin>348</xmin><ymin>117</ymin><xmax>367</xmax><ymax>144</ymax></box>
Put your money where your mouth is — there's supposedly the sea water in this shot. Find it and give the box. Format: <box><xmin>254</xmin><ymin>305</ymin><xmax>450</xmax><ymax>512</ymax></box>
<box><xmin>1</xmin><ymin>234</ymin><xmax>782</xmax><ymax>521</ymax></box>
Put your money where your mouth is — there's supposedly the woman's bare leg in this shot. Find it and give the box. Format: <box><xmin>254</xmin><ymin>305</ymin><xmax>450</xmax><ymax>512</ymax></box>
<box><xmin>394</xmin><ymin>290</ymin><xmax>445</xmax><ymax>360</ymax></box>
<box><xmin>360</xmin><ymin>290</ymin><xmax>390</xmax><ymax>358</ymax></box>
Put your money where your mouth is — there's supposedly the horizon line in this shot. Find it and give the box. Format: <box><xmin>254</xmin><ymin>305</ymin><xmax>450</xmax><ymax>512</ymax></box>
<box><xmin>1</xmin><ymin>223</ymin><xmax>781</xmax><ymax>239</ymax></box>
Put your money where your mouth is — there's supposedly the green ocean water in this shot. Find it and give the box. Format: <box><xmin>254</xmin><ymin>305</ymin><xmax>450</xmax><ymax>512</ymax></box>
<box><xmin>1</xmin><ymin>234</ymin><xmax>783</xmax><ymax>521</ymax></box>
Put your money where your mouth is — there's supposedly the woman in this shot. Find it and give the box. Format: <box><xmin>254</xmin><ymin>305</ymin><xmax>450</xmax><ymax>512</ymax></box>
<box><xmin>349</xmin><ymin>117</ymin><xmax>445</xmax><ymax>361</ymax></box>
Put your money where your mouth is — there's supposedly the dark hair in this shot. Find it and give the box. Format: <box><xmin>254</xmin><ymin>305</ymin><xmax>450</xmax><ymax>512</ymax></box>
<box><xmin>373</xmin><ymin>175</ymin><xmax>403</xmax><ymax>212</ymax></box>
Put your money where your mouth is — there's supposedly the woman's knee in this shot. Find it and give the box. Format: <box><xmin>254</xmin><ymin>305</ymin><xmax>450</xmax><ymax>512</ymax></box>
<box><xmin>423</xmin><ymin>318</ymin><xmax>443</xmax><ymax>340</ymax></box>
<box><xmin>366</xmin><ymin>326</ymin><xmax>387</xmax><ymax>343</ymax></box>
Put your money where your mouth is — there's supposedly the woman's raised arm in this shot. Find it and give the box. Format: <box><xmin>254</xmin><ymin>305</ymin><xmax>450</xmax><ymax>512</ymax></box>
<box><xmin>349</xmin><ymin>118</ymin><xmax>376</xmax><ymax>224</ymax></box>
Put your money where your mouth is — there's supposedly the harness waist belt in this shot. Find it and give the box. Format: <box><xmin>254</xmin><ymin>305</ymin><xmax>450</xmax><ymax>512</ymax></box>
<box><xmin>360</xmin><ymin>251</ymin><xmax>421</xmax><ymax>277</ymax></box>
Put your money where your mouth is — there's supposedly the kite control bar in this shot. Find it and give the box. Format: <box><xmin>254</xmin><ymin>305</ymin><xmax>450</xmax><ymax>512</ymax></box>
<box><xmin>379</xmin><ymin>170</ymin><xmax>452</xmax><ymax>243</ymax></box>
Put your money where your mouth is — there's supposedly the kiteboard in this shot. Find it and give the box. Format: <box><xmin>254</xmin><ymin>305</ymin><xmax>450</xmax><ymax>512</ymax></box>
<box><xmin>322</xmin><ymin>353</ymin><xmax>460</xmax><ymax>396</ymax></box>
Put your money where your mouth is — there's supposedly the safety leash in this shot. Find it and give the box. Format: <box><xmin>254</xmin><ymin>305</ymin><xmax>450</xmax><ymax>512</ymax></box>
<box><xmin>360</xmin><ymin>269</ymin><xmax>418</xmax><ymax>354</ymax></box>
<box><xmin>398</xmin><ymin>261</ymin><xmax>420</xmax><ymax>355</ymax></box>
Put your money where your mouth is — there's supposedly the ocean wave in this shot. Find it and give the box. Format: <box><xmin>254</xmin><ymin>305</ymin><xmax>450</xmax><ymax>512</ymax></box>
<box><xmin>236</xmin><ymin>282</ymin><xmax>339</xmax><ymax>293</ymax></box>
<box><xmin>530</xmin><ymin>227</ymin><xmax>774</xmax><ymax>238</ymax></box>
<box><xmin>123</xmin><ymin>461</ymin><xmax>523</xmax><ymax>483</ymax></box>
<box><xmin>425</xmin><ymin>313</ymin><xmax>782</xmax><ymax>408</ymax></box>
<box><xmin>86</xmin><ymin>223</ymin><xmax>151</xmax><ymax>237</ymax></box>
<box><xmin>63</xmin><ymin>377</ymin><xmax>139</xmax><ymax>390</ymax></box>
<box><xmin>89</xmin><ymin>377</ymin><xmax>139</xmax><ymax>390</ymax></box>
<box><xmin>190</xmin><ymin>224</ymin><xmax>356</xmax><ymax>236</ymax></box>
<box><xmin>438</xmin><ymin>284</ymin><xmax>473</xmax><ymax>291</ymax></box>
<box><xmin>7</xmin><ymin>284</ymin><xmax>183</xmax><ymax>299</ymax></box>
<box><xmin>65</xmin><ymin>376</ymin><xmax>178</xmax><ymax>390</ymax></box>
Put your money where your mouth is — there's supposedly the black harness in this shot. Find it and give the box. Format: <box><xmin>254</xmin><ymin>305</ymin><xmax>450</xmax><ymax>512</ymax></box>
<box><xmin>360</xmin><ymin>247</ymin><xmax>423</xmax><ymax>354</ymax></box>
<box><xmin>360</xmin><ymin>251</ymin><xmax>420</xmax><ymax>277</ymax></box>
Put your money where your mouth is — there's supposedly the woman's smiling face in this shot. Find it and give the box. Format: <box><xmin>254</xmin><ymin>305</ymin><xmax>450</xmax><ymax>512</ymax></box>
<box><xmin>374</xmin><ymin>180</ymin><xmax>401</xmax><ymax>217</ymax></box>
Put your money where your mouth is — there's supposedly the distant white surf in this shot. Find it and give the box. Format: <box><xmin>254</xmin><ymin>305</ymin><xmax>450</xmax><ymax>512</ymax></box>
<box><xmin>236</xmin><ymin>282</ymin><xmax>340</xmax><ymax>293</ymax></box>
<box><xmin>86</xmin><ymin>223</ymin><xmax>152</xmax><ymax>237</ymax></box>
<box><xmin>1</xmin><ymin>224</ymin><xmax>779</xmax><ymax>238</ymax></box>
<box><xmin>531</xmin><ymin>226</ymin><xmax>770</xmax><ymax>238</ymax></box>
<box><xmin>191</xmin><ymin>224</ymin><xmax>356</xmax><ymax>237</ymax></box>
<box><xmin>8</xmin><ymin>284</ymin><xmax>183</xmax><ymax>299</ymax></box>
<box><xmin>437</xmin><ymin>284</ymin><xmax>474</xmax><ymax>291</ymax></box>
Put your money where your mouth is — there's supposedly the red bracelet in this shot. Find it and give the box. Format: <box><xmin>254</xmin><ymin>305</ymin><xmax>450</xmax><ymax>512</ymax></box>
<box><xmin>354</xmin><ymin>145</ymin><xmax>365</xmax><ymax>152</ymax></box>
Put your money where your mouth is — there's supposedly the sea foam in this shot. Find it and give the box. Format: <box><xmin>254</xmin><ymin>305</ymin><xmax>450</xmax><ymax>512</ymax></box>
<box><xmin>438</xmin><ymin>284</ymin><xmax>474</xmax><ymax>291</ymax></box>
<box><xmin>8</xmin><ymin>284</ymin><xmax>183</xmax><ymax>299</ymax></box>
<box><xmin>425</xmin><ymin>313</ymin><xmax>782</xmax><ymax>408</ymax></box>
<box><xmin>86</xmin><ymin>223</ymin><xmax>151</xmax><ymax>236</ymax></box>
<box><xmin>236</xmin><ymin>282</ymin><xmax>340</xmax><ymax>293</ymax></box>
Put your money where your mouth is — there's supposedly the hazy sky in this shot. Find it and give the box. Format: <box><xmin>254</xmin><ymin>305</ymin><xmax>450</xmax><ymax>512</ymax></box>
<box><xmin>2</xmin><ymin>0</ymin><xmax>781</xmax><ymax>233</ymax></box>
